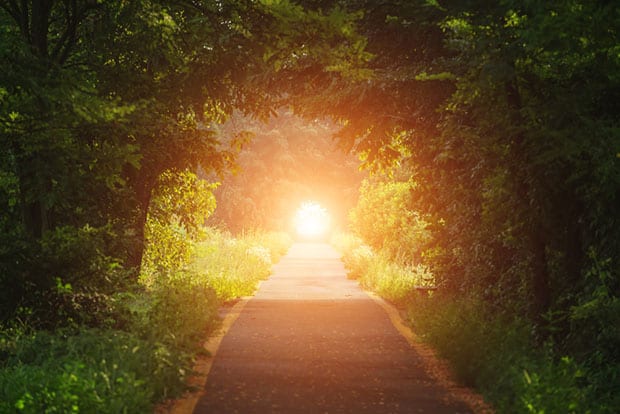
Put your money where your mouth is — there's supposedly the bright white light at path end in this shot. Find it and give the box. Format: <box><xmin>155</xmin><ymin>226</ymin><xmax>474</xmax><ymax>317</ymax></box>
<box><xmin>294</xmin><ymin>202</ymin><xmax>330</xmax><ymax>238</ymax></box>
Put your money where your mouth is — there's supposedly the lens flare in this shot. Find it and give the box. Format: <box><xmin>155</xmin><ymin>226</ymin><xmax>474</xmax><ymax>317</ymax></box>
<box><xmin>294</xmin><ymin>201</ymin><xmax>330</xmax><ymax>238</ymax></box>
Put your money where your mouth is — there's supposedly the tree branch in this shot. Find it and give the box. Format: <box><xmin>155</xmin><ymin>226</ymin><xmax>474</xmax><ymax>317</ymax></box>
<box><xmin>52</xmin><ymin>0</ymin><xmax>101</xmax><ymax>65</ymax></box>
<box><xmin>30</xmin><ymin>0</ymin><xmax>54</xmax><ymax>58</ymax></box>
<box><xmin>50</xmin><ymin>0</ymin><xmax>73</xmax><ymax>63</ymax></box>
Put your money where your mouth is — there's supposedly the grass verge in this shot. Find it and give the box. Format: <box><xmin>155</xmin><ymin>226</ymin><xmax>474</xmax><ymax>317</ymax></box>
<box><xmin>332</xmin><ymin>231</ymin><xmax>618</xmax><ymax>414</ymax></box>
<box><xmin>0</xmin><ymin>229</ymin><xmax>291</xmax><ymax>413</ymax></box>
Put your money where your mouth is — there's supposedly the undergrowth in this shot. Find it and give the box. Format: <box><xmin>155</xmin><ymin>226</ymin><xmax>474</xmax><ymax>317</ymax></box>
<box><xmin>189</xmin><ymin>229</ymin><xmax>291</xmax><ymax>301</ymax></box>
<box><xmin>406</xmin><ymin>295</ymin><xmax>618</xmax><ymax>413</ymax></box>
<box><xmin>0</xmin><ymin>229</ymin><xmax>291</xmax><ymax>413</ymax></box>
<box><xmin>332</xmin><ymin>232</ymin><xmax>433</xmax><ymax>304</ymax></box>
<box><xmin>333</xmin><ymin>231</ymin><xmax>619</xmax><ymax>414</ymax></box>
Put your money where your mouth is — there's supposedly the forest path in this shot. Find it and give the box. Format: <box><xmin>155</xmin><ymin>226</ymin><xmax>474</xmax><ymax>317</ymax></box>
<box><xmin>191</xmin><ymin>242</ymin><xmax>484</xmax><ymax>413</ymax></box>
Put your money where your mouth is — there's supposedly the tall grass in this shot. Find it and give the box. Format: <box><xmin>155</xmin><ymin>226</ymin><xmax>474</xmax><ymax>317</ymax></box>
<box><xmin>335</xmin><ymin>231</ymin><xmax>614</xmax><ymax>413</ymax></box>
<box><xmin>406</xmin><ymin>296</ymin><xmax>606</xmax><ymax>413</ymax></box>
<box><xmin>189</xmin><ymin>228</ymin><xmax>291</xmax><ymax>301</ymax></box>
<box><xmin>332</xmin><ymin>232</ymin><xmax>433</xmax><ymax>304</ymax></box>
<box><xmin>0</xmin><ymin>228</ymin><xmax>291</xmax><ymax>413</ymax></box>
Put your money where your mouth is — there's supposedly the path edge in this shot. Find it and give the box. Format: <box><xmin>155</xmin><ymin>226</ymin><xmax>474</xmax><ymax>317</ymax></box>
<box><xmin>366</xmin><ymin>291</ymin><xmax>495</xmax><ymax>414</ymax></box>
<box><xmin>157</xmin><ymin>292</ymin><xmax>253</xmax><ymax>414</ymax></box>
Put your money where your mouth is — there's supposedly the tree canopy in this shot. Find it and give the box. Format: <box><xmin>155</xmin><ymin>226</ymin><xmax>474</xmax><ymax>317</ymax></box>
<box><xmin>1</xmin><ymin>0</ymin><xmax>619</xmax><ymax>410</ymax></box>
<box><xmin>0</xmin><ymin>0</ymin><xmax>368</xmax><ymax>318</ymax></box>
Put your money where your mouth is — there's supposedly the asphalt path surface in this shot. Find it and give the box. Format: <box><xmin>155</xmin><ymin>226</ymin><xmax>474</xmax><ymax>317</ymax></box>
<box><xmin>193</xmin><ymin>242</ymin><xmax>473</xmax><ymax>414</ymax></box>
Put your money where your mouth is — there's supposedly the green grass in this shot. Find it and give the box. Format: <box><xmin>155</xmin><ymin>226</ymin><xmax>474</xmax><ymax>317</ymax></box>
<box><xmin>406</xmin><ymin>296</ymin><xmax>611</xmax><ymax>413</ymax></box>
<box><xmin>0</xmin><ymin>330</ymin><xmax>173</xmax><ymax>413</ymax></box>
<box><xmin>334</xmin><ymin>232</ymin><xmax>618</xmax><ymax>414</ymax></box>
<box><xmin>332</xmin><ymin>232</ymin><xmax>433</xmax><ymax>304</ymax></box>
<box><xmin>0</xmin><ymin>228</ymin><xmax>292</xmax><ymax>413</ymax></box>
<box><xmin>189</xmin><ymin>228</ymin><xmax>291</xmax><ymax>301</ymax></box>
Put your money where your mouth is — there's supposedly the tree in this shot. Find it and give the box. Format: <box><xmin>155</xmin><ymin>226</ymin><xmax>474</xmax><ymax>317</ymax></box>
<box><xmin>0</xmin><ymin>0</ymin><xmax>374</xmax><ymax>320</ymax></box>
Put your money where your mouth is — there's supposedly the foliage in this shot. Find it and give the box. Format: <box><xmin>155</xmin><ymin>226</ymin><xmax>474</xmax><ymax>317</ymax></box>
<box><xmin>360</xmin><ymin>254</ymin><xmax>433</xmax><ymax>305</ymax></box>
<box><xmin>0</xmin><ymin>227</ymin><xmax>288</xmax><ymax>412</ymax></box>
<box><xmin>0</xmin><ymin>324</ymin><xmax>203</xmax><ymax>414</ymax></box>
<box><xmin>336</xmin><ymin>234</ymin><xmax>434</xmax><ymax>304</ymax></box>
<box><xmin>405</xmin><ymin>296</ymin><xmax>619</xmax><ymax>414</ymax></box>
<box><xmin>140</xmin><ymin>170</ymin><xmax>218</xmax><ymax>286</ymax></box>
<box><xmin>189</xmin><ymin>228</ymin><xmax>291</xmax><ymax>301</ymax></box>
<box><xmin>338</xmin><ymin>232</ymin><xmax>617</xmax><ymax>412</ymax></box>
<box><xmin>308</xmin><ymin>1</ymin><xmax>620</xmax><ymax>411</ymax></box>
<box><xmin>330</xmin><ymin>231</ymin><xmax>364</xmax><ymax>260</ymax></box>
<box><xmin>344</xmin><ymin>244</ymin><xmax>374</xmax><ymax>280</ymax></box>
<box><xmin>1</xmin><ymin>0</ymin><xmax>618</xmax><ymax>411</ymax></box>
<box><xmin>0</xmin><ymin>0</ymin><xmax>365</xmax><ymax>319</ymax></box>
<box><xmin>349</xmin><ymin>178</ymin><xmax>431</xmax><ymax>264</ymax></box>
<box><xmin>0</xmin><ymin>329</ymin><xmax>177</xmax><ymax>413</ymax></box>
<box><xmin>0</xmin><ymin>224</ymin><xmax>130</xmax><ymax>328</ymax></box>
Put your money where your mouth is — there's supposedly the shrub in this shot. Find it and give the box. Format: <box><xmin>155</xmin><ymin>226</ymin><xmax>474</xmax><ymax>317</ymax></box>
<box><xmin>406</xmin><ymin>296</ymin><xmax>617</xmax><ymax>413</ymax></box>
<box><xmin>360</xmin><ymin>254</ymin><xmax>433</xmax><ymax>304</ymax></box>
<box><xmin>344</xmin><ymin>244</ymin><xmax>374</xmax><ymax>280</ymax></box>
<box><xmin>243</xmin><ymin>231</ymin><xmax>292</xmax><ymax>263</ymax></box>
<box><xmin>142</xmin><ymin>277</ymin><xmax>219</xmax><ymax>352</ymax></box>
<box><xmin>0</xmin><ymin>330</ymin><xmax>171</xmax><ymax>413</ymax></box>
<box><xmin>349</xmin><ymin>179</ymin><xmax>431</xmax><ymax>264</ymax></box>
<box><xmin>0</xmin><ymin>227</ymin><xmax>288</xmax><ymax>412</ymax></box>
<box><xmin>0</xmin><ymin>224</ymin><xmax>129</xmax><ymax>327</ymax></box>
<box><xmin>140</xmin><ymin>170</ymin><xmax>218</xmax><ymax>288</ymax></box>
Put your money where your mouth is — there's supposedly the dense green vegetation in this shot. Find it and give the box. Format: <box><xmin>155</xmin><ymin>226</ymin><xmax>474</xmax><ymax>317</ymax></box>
<box><xmin>0</xmin><ymin>226</ymin><xmax>290</xmax><ymax>412</ymax></box>
<box><xmin>324</xmin><ymin>2</ymin><xmax>620</xmax><ymax>411</ymax></box>
<box><xmin>0</xmin><ymin>0</ymin><xmax>366</xmax><ymax>321</ymax></box>
<box><xmin>335</xmin><ymin>232</ymin><xmax>616</xmax><ymax>413</ymax></box>
<box><xmin>1</xmin><ymin>0</ymin><xmax>619</xmax><ymax>412</ymax></box>
<box><xmin>0</xmin><ymin>0</ymin><xmax>349</xmax><ymax>411</ymax></box>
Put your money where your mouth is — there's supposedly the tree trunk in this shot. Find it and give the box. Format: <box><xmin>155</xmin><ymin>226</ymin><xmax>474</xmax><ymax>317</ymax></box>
<box><xmin>30</xmin><ymin>0</ymin><xmax>53</xmax><ymax>59</ymax></box>
<box><xmin>124</xmin><ymin>170</ymin><xmax>157</xmax><ymax>273</ymax></box>
<box><xmin>530</xmin><ymin>228</ymin><xmax>550</xmax><ymax>323</ymax></box>
<box><xmin>505</xmin><ymin>79</ymin><xmax>552</xmax><ymax>327</ymax></box>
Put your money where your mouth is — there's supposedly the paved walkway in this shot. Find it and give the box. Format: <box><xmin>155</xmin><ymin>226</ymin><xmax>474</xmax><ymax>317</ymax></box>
<box><xmin>193</xmin><ymin>243</ymin><xmax>474</xmax><ymax>413</ymax></box>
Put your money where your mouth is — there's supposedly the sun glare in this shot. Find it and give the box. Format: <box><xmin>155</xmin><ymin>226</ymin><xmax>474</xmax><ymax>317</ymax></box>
<box><xmin>294</xmin><ymin>201</ymin><xmax>330</xmax><ymax>238</ymax></box>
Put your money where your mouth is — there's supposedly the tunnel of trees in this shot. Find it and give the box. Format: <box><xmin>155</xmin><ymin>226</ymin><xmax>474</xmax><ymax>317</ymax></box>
<box><xmin>0</xmin><ymin>0</ymin><xmax>618</xmax><ymax>412</ymax></box>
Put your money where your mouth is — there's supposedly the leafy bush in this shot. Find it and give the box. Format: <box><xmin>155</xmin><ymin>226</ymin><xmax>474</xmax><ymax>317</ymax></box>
<box><xmin>0</xmin><ymin>273</ymin><xmax>220</xmax><ymax>412</ymax></box>
<box><xmin>0</xmin><ymin>224</ymin><xmax>131</xmax><ymax>329</ymax></box>
<box><xmin>519</xmin><ymin>356</ymin><xmax>591</xmax><ymax>414</ymax></box>
<box><xmin>247</xmin><ymin>231</ymin><xmax>292</xmax><ymax>263</ymax></box>
<box><xmin>37</xmin><ymin>225</ymin><xmax>126</xmax><ymax>292</ymax></box>
<box><xmin>31</xmin><ymin>289</ymin><xmax>128</xmax><ymax>331</ymax></box>
<box><xmin>407</xmin><ymin>296</ymin><xmax>617</xmax><ymax>414</ymax></box>
<box><xmin>362</xmin><ymin>258</ymin><xmax>433</xmax><ymax>304</ymax></box>
<box><xmin>344</xmin><ymin>244</ymin><xmax>374</xmax><ymax>280</ymax></box>
<box><xmin>0</xmin><ymin>330</ymin><xmax>173</xmax><ymax>413</ymax></box>
<box><xmin>349</xmin><ymin>179</ymin><xmax>431</xmax><ymax>264</ymax></box>
<box><xmin>138</xmin><ymin>278</ymin><xmax>219</xmax><ymax>352</ymax></box>
<box><xmin>330</xmin><ymin>232</ymin><xmax>363</xmax><ymax>257</ymax></box>
<box><xmin>140</xmin><ymin>170</ymin><xmax>218</xmax><ymax>287</ymax></box>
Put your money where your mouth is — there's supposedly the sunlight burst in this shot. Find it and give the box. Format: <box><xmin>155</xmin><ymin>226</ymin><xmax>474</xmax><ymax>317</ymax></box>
<box><xmin>294</xmin><ymin>201</ymin><xmax>330</xmax><ymax>238</ymax></box>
